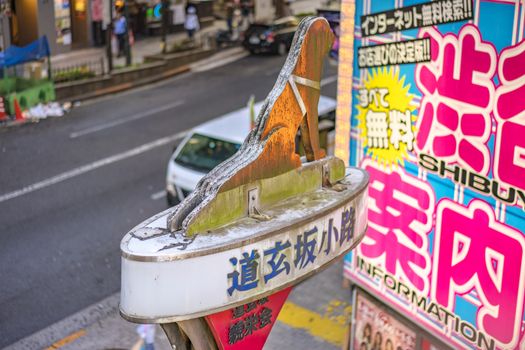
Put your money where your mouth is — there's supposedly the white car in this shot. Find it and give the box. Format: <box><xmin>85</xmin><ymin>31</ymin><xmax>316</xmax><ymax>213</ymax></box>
<box><xmin>166</xmin><ymin>96</ymin><xmax>337</xmax><ymax>206</ymax></box>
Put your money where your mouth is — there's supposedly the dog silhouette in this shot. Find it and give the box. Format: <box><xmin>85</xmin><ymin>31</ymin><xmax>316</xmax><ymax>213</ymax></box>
<box><xmin>168</xmin><ymin>17</ymin><xmax>334</xmax><ymax>233</ymax></box>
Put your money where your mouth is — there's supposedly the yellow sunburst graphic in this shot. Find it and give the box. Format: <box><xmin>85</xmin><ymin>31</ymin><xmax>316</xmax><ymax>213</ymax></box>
<box><xmin>356</xmin><ymin>67</ymin><xmax>416</xmax><ymax>167</ymax></box>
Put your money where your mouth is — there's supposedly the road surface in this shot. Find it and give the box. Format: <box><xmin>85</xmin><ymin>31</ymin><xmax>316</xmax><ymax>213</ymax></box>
<box><xmin>0</xmin><ymin>53</ymin><xmax>339</xmax><ymax>347</ymax></box>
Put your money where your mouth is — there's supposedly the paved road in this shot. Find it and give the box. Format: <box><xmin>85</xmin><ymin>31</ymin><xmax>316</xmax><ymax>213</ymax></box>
<box><xmin>0</xmin><ymin>53</ymin><xmax>338</xmax><ymax>348</ymax></box>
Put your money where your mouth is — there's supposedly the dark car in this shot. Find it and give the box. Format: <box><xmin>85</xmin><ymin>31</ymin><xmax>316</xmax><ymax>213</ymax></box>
<box><xmin>242</xmin><ymin>17</ymin><xmax>299</xmax><ymax>55</ymax></box>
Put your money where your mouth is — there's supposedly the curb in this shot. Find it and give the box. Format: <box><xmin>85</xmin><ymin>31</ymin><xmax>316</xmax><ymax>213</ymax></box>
<box><xmin>2</xmin><ymin>293</ymin><xmax>120</xmax><ymax>350</ymax></box>
<box><xmin>0</xmin><ymin>117</ymin><xmax>45</xmax><ymax>130</ymax></box>
<box><xmin>0</xmin><ymin>46</ymin><xmax>248</xmax><ymax>130</ymax></box>
<box><xmin>58</xmin><ymin>46</ymin><xmax>245</xmax><ymax>103</ymax></box>
<box><xmin>71</xmin><ymin>64</ymin><xmax>191</xmax><ymax>102</ymax></box>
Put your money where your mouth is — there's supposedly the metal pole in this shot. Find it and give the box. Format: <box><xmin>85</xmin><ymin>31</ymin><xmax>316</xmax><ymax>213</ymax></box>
<box><xmin>160</xmin><ymin>323</ymin><xmax>191</xmax><ymax>350</ymax></box>
<box><xmin>106</xmin><ymin>0</ymin><xmax>114</xmax><ymax>72</ymax></box>
<box><xmin>0</xmin><ymin>16</ymin><xmax>4</xmax><ymax>52</ymax></box>
<box><xmin>161</xmin><ymin>0</ymin><xmax>169</xmax><ymax>53</ymax></box>
<box><xmin>47</xmin><ymin>55</ymin><xmax>52</xmax><ymax>81</ymax></box>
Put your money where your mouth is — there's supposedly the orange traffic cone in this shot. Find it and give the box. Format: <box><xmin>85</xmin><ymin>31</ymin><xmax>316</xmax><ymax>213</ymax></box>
<box><xmin>0</xmin><ymin>97</ymin><xmax>7</xmax><ymax>121</ymax></box>
<box><xmin>13</xmin><ymin>97</ymin><xmax>24</xmax><ymax>121</ymax></box>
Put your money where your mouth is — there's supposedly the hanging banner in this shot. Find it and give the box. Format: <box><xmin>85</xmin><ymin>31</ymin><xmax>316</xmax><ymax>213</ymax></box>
<box><xmin>91</xmin><ymin>0</ymin><xmax>103</xmax><ymax>21</ymax></box>
<box><xmin>338</xmin><ymin>1</ymin><xmax>525</xmax><ymax>350</ymax></box>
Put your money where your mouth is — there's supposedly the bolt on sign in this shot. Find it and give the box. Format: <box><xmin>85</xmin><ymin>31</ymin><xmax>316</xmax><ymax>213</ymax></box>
<box><xmin>335</xmin><ymin>0</ymin><xmax>525</xmax><ymax>349</ymax></box>
<box><xmin>120</xmin><ymin>17</ymin><xmax>369</xmax><ymax>350</ymax></box>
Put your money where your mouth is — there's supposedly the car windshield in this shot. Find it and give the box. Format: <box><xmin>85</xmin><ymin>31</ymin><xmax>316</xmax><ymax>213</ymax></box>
<box><xmin>174</xmin><ymin>133</ymin><xmax>241</xmax><ymax>173</ymax></box>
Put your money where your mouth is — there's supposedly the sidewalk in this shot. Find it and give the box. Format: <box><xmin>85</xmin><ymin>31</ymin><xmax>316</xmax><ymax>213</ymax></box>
<box><xmin>49</xmin><ymin>0</ymin><xmax>335</xmax><ymax>72</ymax></box>
<box><xmin>5</xmin><ymin>261</ymin><xmax>351</xmax><ymax>350</ymax></box>
<box><xmin>51</xmin><ymin>21</ymin><xmax>228</xmax><ymax>72</ymax></box>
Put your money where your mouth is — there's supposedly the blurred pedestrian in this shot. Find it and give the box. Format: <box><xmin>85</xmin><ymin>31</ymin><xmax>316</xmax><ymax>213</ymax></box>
<box><xmin>240</xmin><ymin>0</ymin><xmax>252</xmax><ymax>29</ymax></box>
<box><xmin>114</xmin><ymin>11</ymin><xmax>127</xmax><ymax>57</ymax></box>
<box><xmin>133</xmin><ymin>324</ymin><xmax>156</xmax><ymax>350</ymax></box>
<box><xmin>231</xmin><ymin>7</ymin><xmax>242</xmax><ymax>40</ymax></box>
<box><xmin>226</xmin><ymin>1</ymin><xmax>234</xmax><ymax>33</ymax></box>
<box><xmin>184</xmin><ymin>6</ymin><xmax>200</xmax><ymax>41</ymax></box>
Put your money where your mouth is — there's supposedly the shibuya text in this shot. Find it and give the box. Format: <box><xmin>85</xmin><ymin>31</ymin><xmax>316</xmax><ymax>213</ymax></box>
<box><xmin>418</xmin><ymin>153</ymin><xmax>525</xmax><ymax>210</ymax></box>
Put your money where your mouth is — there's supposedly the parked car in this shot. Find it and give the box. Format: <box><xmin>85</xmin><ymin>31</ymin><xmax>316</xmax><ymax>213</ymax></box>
<box><xmin>242</xmin><ymin>16</ymin><xmax>299</xmax><ymax>55</ymax></box>
<box><xmin>166</xmin><ymin>95</ymin><xmax>337</xmax><ymax>206</ymax></box>
<box><xmin>215</xmin><ymin>29</ymin><xmax>242</xmax><ymax>49</ymax></box>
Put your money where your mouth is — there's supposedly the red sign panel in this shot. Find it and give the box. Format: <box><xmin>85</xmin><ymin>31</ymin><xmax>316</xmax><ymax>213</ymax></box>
<box><xmin>205</xmin><ymin>287</ymin><xmax>292</xmax><ymax>350</ymax></box>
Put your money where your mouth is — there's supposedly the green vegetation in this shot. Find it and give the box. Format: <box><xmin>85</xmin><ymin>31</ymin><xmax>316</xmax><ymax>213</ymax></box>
<box><xmin>53</xmin><ymin>66</ymin><xmax>96</xmax><ymax>83</ymax></box>
<box><xmin>0</xmin><ymin>77</ymin><xmax>55</xmax><ymax>113</ymax></box>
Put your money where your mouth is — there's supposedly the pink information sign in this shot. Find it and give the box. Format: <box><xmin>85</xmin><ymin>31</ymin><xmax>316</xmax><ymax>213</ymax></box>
<box><xmin>337</xmin><ymin>1</ymin><xmax>525</xmax><ymax>349</ymax></box>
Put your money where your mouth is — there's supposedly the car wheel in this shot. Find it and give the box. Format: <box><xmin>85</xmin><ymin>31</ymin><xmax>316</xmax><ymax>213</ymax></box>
<box><xmin>277</xmin><ymin>42</ymin><xmax>287</xmax><ymax>56</ymax></box>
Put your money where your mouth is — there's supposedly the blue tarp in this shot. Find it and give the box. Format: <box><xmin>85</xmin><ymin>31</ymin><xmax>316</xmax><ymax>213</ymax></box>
<box><xmin>0</xmin><ymin>36</ymin><xmax>50</xmax><ymax>69</ymax></box>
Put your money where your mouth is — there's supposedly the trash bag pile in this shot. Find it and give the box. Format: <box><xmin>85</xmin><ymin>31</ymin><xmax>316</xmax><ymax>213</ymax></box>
<box><xmin>0</xmin><ymin>101</ymin><xmax>73</xmax><ymax>126</ymax></box>
<box><xmin>25</xmin><ymin>102</ymin><xmax>67</xmax><ymax>119</ymax></box>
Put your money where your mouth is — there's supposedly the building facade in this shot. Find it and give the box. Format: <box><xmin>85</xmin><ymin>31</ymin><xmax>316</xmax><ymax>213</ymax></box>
<box><xmin>0</xmin><ymin>0</ymin><xmax>108</xmax><ymax>54</ymax></box>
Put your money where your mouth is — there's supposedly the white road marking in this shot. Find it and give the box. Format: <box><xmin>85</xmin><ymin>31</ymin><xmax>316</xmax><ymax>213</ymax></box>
<box><xmin>6</xmin><ymin>74</ymin><xmax>337</xmax><ymax>205</ymax></box>
<box><xmin>192</xmin><ymin>51</ymin><xmax>250</xmax><ymax>72</ymax></box>
<box><xmin>69</xmin><ymin>100</ymin><xmax>185</xmax><ymax>138</ymax></box>
<box><xmin>151</xmin><ymin>190</ymin><xmax>166</xmax><ymax>200</ymax></box>
<box><xmin>0</xmin><ymin>132</ymin><xmax>186</xmax><ymax>204</ymax></box>
<box><xmin>321</xmin><ymin>75</ymin><xmax>337</xmax><ymax>87</ymax></box>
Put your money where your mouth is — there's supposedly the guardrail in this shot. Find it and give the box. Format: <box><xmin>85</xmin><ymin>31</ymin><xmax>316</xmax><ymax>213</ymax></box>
<box><xmin>52</xmin><ymin>57</ymin><xmax>106</xmax><ymax>83</ymax></box>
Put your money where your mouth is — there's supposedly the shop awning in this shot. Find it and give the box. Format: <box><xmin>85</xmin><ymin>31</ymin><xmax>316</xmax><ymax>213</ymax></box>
<box><xmin>0</xmin><ymin>36</ymin><xmax>50</xmax><ymax>69</ymax></box>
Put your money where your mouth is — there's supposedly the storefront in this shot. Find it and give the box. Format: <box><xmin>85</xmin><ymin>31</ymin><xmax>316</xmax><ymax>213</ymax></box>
<box><xmin>335</xmin><ymin>1</ymin><xmax>525</xmax><ymax>349</ymax></box>
<box><xmin>140</xmin><ymin>0</ymin><xmax>186</xmax><ymax>36</ymax></box>
<box><xmin>5</xmin><ymin>0</ymin><xmax>92</xmax><ymax>54</ymax></box>
<box><xmin>55</xmin><ymin>0</ymin><xmax>72</xmax><ymax>46</ymax></box>
<box><xmin>129</xmin><ymin>0</ymin><xmax>215</xmax><ymax>38</ymax></box>
<box><xmin>352</xmin><ymin>288</ymin><xmax>450</xmax><ymax>350</ymax></box>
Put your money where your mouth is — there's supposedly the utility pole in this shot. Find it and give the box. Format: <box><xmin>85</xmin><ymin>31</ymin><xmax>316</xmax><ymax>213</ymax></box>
<box><xmin>161</xmin><ymin>0</ymin><xmax>169</xmax><ymax>53</ymax></box>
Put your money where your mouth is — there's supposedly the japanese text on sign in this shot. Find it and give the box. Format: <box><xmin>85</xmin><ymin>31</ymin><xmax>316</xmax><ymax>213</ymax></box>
<box><xmin>343</xmin><ymin>0</ymin><xmax>525</xmax><ymax>348</ymax></box>
<box><xmin>358</xmin><ymin>86</ymin><xmax>415</xmax><ymax>152</ymax></box>
<box><xmin>433</xmin><ymin>200</ymin><xmax>525</xmax><ymax>348</ymax></box>
<box><xmin>360</xmin><ymin>0</ymin><xmax>473</xmax><ymax>37</ymax></box>
<box><xmin>415</xmin><ymin>25</ymin><xmax>525</xmax><ymax>210</ymax></box>
<box><xmin>228</xmin><ymin>297</ymin><xmax>271</xmax><ymax>345</ymax></box>
<box><xmin>360</xmin><ymin>159</ymin><xmax>435</xmax><ymax>295</ymax></box>
<box><xmin>358</xmin><ymin>38</ymin><xmax>431</xmax><ymax>68</ymax></box>
<box><xmin>227</xmin><ymin>206</ymin><xmax>356</xmax><ymax>296</ymax></box>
